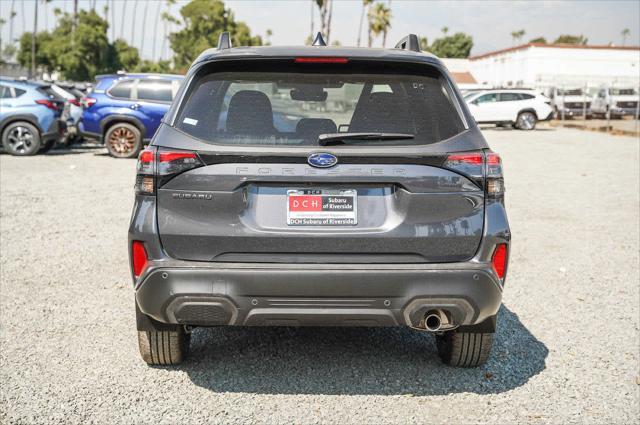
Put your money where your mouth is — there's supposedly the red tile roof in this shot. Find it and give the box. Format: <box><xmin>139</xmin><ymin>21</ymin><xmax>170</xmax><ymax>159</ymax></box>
<box><xmin>451</xmin><ymin>71</ymin><xmax>477</xmax><ymax>84</ymax></box>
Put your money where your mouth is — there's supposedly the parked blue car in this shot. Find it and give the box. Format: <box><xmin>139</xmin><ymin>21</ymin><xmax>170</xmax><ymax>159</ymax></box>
<box><xmin>0</xmin><ymin>78</ymin><xmax>65</xmax><ymax>156</ymax></box>
<box><xmin>80</xmin><ymin>73</ymin><xmax>184</xmax><ymax>158</ymax></box>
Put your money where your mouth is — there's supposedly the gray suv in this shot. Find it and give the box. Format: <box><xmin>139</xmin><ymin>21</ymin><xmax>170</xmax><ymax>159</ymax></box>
<box><xmin>129</xmin><ymin>33</ymin><xmax>510</xmax><ymax>368</ymax></box>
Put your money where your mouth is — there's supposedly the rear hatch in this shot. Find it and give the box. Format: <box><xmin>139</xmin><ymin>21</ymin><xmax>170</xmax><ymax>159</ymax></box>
<box><xmin>152</xmin><ymin>58</ymin><xmax>488</xmax><ymax>263</ymax></box>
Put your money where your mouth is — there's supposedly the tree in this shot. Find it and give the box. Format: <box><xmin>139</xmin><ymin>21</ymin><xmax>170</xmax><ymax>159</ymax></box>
<box><xmin>511</xmin><ymin>29</ymin><xmax>525</xmax><ymax>45</ymax></box>
<box><xmin>621</xmin><ymin>28</ymin><xmax>630</xmax><ymax>46</ymax></box>
<box><xmin>529</xmin><ymin>37</ymin><xmax>547</xmax><ymax>44</ymax></box>
<box><xmin>169</xmin><ymin>0</ymin><xmax>262</xmax><ymax>69</ymax></box>
<box><xmin>426</xmin><ymin>32</ymin><xmax>473</xmax><ymax>58</ymax></box>
<box><xmin>553</xmin><ymin>34</ymin><xmax>588</xmax><ymax>45</ymax></box>
<box><xmin>419</xmin><ymin>36</ymin><xmax>428</xmax><ymax>51</ymax></box>
<box><xmin>113</xmin><ymin>38</ymin><xmax>139</xmax><ymax>70</ymax></box>
<box><xmin>368</xmin><ymin>2</ymin><xmax>392</xmax><ymax>47</ymax></box>
<box><xmin>265</xmin><ymin>29</ymin><xmax>273</xmax><ymax>46</ymax></box>
<box><xmin>16</xmin><ymin>9</ymin><xmax>144</xmax><ymax>80</ymax></box>
<box><xmin>315</xmin><ymin>0</ymin><xmax>333</xmax><ymax>43</ymax></box>
<box><xmin>357</xmin><ymin>0</ymin><xmax>374</xmax><ymax>47</ymax></box>
<box><xmin>441</xmin><ymin>26</ymin><xmax>448</xmax><ymax>35</ymax></box>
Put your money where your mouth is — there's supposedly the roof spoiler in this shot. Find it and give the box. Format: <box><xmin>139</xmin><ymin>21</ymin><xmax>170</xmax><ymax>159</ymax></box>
<box><xmin>218</xmin><ymin>32</ymin><xmax>232</xmax><ymax>50</ymax></box>
<box><xmin>394</xmin><ymin>34</ymin><xmax>421</xmax><ymax>53</ymax></box>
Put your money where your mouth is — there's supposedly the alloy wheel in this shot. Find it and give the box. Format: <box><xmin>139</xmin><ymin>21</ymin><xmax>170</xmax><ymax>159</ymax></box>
<box><xmin>108</xmin><ymin>126</ymin><xmax>137</xmax><ymax>155</ymax></box>
<box><xmin>7</xmin><ymin>126</ymin><xmax>35</xmax><ymax>154</ymax></box>
<box><xmin>517</xmin><ymin>112</ymin><xmax>536</xmax><ymax>130</ymax></box>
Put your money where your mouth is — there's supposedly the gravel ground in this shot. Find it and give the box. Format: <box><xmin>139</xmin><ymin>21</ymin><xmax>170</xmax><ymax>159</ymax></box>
<box><xmin>1</xmin><ymin>127</ymin><xmax>638</xmax><ymax>424</ymax></box>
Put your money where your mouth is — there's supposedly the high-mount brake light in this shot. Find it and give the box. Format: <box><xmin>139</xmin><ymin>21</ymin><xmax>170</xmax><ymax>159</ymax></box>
<box><xmin>131</xmin><ymin>241</ymin><xmax>149</xmax><ymax>278</ymax></box>
<box><xmin>294</xmin><ymin>57</ymin><xmax>349</xmax><ymax>64</ymax></box>
<box><xmin>491</xmin><ymin>244</ymin><xmax>508</xmax><ymax>280</ymax></box>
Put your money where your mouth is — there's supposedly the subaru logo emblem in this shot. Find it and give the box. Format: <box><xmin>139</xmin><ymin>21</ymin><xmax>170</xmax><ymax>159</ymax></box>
<box><xmin>308</xmin><ymin>153</ymin><xmax>338</xmax><ymax>168</ymax></box>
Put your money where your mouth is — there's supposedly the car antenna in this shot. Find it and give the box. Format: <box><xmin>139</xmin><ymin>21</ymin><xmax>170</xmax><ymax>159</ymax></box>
<box><xmin>312</xmin><ymin>32</ymin><xmax>327</xmax><ymax>46</ymax></box>
<box><xmin>394</xmin><ymin>34</ymin><xmax>421</xmax><ymax>52</ymax></box>
<box><xmin>218</xmin><ymin>31</ymin><xmax>232</xmax><ymax>50</ymax></box>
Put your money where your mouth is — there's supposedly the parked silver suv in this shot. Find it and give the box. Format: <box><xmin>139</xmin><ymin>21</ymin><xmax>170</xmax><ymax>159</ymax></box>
<box><xmin>129</xmin><ymin>33</ymin><xmax>511</xmax><ymax>367</ymax></box>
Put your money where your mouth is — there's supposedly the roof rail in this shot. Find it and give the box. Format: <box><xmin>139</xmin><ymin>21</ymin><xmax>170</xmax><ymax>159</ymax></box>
<box><xmin>218</xmin><ymin>31</ymin><xmax>232</xmax><ymax>50</ymax></box>
<box><xmin>312</xmin><ymin>32</ymin><xmax>327</xmax><ymax>46</ymax></box>
<box><xmin>394</xmin><ymin>34</ymin><xmax>421</xmax><ymax>53</ymax></box>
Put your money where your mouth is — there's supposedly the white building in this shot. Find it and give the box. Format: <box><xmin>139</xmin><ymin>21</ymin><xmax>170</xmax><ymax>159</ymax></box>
<box><xmin>469</xmin><ymin>43</ymin><xmax>640</xmax><ymax>90</ymax></box>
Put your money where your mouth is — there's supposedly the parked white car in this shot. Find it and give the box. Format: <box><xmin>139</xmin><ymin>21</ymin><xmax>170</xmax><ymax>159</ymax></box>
<box><xmin>465</xmin><ymin>90</ymin><xmax>553</xmax><ymax>130</ymax></box>
<box><xmin>548</xmin><ymin>87</ymin><xmax>591</xmax><ymax>118</ymax></box>
<box><xmin>591</xmin><ymin>87</ymin><xmax>639</xmax><ymax>118</ymax></box>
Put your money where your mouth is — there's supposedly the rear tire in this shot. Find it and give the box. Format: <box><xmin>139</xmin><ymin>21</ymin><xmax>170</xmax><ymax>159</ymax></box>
<box><xmin>2</xmin><ymin>121</ymin><xmax>41</xmax><ymax>156</ymax></box>
<box><xmin>436</xmin><ymin>330</ymin><xmax>494</xmax><ymax>367</ymax></box>
<box><xmin>105</xmin><ymin>122</ymin><xmax>142</xmax><ymax>158</ymax></box>
<box><xmin>515</xmin><ymin>111</ymin><xmax>537</xmax><ymax>130</ymax></box>
<box><xmin>137</xmin><ymin>329</ymin><xmax>190</xmax><ymax>365</ymax></box>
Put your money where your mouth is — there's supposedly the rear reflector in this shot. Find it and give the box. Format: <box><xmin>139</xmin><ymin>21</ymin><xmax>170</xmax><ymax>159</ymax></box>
<box><xmin>294</xmin><ymin>57</ymin><xmax>349</xmax><ymax>64</ymax></box>
<box><xmin>492</xmin><ymin>244</ymin><xmax>508</xmax><ymax>279</ymax></box>
<box><xmin>132</xmin><ymin>241</ymin><xmax>148</xmax><ymax>278</ymax></box>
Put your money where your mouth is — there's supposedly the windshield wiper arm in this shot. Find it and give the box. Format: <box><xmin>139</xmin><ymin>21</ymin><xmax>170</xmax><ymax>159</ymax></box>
<box><xmin>318</xmin><ymin>132</ymin><xmax>415</xmax><ymax>146</ymax></box>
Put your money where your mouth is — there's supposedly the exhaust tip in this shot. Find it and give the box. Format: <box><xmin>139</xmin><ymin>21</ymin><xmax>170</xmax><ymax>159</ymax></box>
<box><xmin>425</xmin><ymin>310</ymin><xmax>443</xmax><ymax>332</ymax></box>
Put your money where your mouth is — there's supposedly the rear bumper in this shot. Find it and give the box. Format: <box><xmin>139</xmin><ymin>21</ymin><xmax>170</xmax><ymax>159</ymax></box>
<box><xmin>135</xmin><ymin>262</ymin><xmax>503</xmax><ymax>329</ymax></box>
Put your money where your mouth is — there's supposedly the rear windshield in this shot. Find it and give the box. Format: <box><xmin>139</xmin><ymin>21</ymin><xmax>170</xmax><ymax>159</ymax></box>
<box><xmin>175</xmin><ymin>67</ymin><xmax>465</xmax><ymax>146</ymax></box>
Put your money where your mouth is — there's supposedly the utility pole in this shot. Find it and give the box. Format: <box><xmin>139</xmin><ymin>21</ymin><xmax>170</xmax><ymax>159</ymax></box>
<box><xmin>31</xmin><ymin>0</ymin><xmax>38</xmax><ymax>79</ymax></box>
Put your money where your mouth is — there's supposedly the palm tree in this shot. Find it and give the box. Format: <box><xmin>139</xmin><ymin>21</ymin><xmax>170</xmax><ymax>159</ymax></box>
<box><xmin>130</xmin><ymin>0</ymin><xmax>138</xmax><ymax>49</ymax></box>
<box><xmin>315</xmin><ymin>0</ymin><xmax>333</xmax><ymax>43</ymax></box>
<box><xmin>140</xmin><ymin>0</ymin><xmax>150</xmax><ymax>58</ymax></box>
<box><xmin>152</xmin><ymin>2</ymin><xmax>161</xmax><ymax>60</ymax></box>
<box><xmin>621</xmin><ymin>28</ymin><xmax>630</xmax><ymax>46</ymax></box>
<box><xmin>369</xmin><ymin>3</ymin><xmax>391</xmax><ymax>47</ymax></box>
<box><xmin>357</xmin><ymin>0</ymin><xmax>374</xmax><ymax>47</ymax></box>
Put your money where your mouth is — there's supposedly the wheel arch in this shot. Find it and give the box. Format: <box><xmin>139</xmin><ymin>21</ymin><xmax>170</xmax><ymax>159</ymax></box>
<box><xmin>0</xmin><ymin>114</ymin><xmax>42</xmax><ymax>137</ymax></box>
<box><xmin>100</xmin><ymin>115</ymin><xmax>147</xmax><ymax>139</ymax></box>
<box><xmin>516</xmin><ymin>108</ymin><xmax>538</xmax><ymax>119</ymax></box>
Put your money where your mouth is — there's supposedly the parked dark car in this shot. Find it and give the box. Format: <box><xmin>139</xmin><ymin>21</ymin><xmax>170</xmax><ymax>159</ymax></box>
<box><xmin>79</xmin><ymin>73</ymin><xmax>184</xmax><ymax>158</ymax></box>
<box><xmin>129</xmin><ymin>33</ymin><xmax>511</xmax><ymax>367</ymax></box>
<box><xmin>0</xmin><ymin>78</ymin><xmax>65</xmax><ymax>155</ymax></box>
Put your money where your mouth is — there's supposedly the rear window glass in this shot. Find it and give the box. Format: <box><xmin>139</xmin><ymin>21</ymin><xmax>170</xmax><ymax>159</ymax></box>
<box><xmin>175</xmin><ymin>68</ymin><xmax>465</xmax><ymax>146</ymax></box>
<box><xmin>109</xmin><ymin>80</ymin><xmax>134</xmax><ymax>98</ymax></box>
<box><xmin>138</xmin><ymin>80</ymin><xmax>173</xmax><ymax>102</ymax></box>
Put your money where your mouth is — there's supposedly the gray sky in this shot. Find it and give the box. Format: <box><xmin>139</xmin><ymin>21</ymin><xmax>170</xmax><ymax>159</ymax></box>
<box><xmin>1</xmin><ymin>0</ymin><xmax>639</xmax><ymax>61</ymax></box>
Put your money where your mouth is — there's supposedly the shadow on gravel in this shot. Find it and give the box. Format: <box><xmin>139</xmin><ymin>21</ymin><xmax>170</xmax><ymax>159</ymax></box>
<box><xmin>177</xmin><ymin>305</ymin><xmax>547</xmax><ymax>395</ymax></box>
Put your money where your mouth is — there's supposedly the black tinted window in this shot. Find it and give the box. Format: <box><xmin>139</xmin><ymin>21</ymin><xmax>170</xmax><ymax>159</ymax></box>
<box><xmin>0</xmin><ymin>85</ymin><xmax>11</xmax><ymax>98</ymax></box>
<box><xmin>137</xmin><ymin>80</ymin><xmax>173</xmax><ymax>102</ymax></box>
<box><xmin>14</xmin><ymin>88</ymin><xmax>26</xmax><ymax>97</ymax></box>
<box><xmin>499</xmin><ymin>93</ymin><xmax>521</xmax><ymax>102</ymax></box>
<box><xmin>109</xmin><ymin>80</ymin><xmax>134</xmax><ymax>98</ymax></box>
<box><xmin>520</xmin><ymin>93</ymin><xmax>534</xmax><ymax>100</ymax></box>
<box><xmin>176</xmin><ymin>68</ymin><xmax>465</xmax><ymax>146</ymax></box>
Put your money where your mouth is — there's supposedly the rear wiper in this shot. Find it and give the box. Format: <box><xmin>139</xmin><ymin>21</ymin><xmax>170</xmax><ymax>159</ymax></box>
<box><xmin>318</xmin><ymin>132</ymin><xmax>415</xmax><ymax>146</ymax></box>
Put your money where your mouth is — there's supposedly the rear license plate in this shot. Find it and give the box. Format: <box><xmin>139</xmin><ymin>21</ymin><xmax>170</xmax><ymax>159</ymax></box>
<box><xmin>287</xmin><ymin>189</ymin><xmax>357</xmax><ymax>226</ymax></box>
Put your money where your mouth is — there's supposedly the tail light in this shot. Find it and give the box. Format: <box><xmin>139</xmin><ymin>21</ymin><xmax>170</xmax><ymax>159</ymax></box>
<box><xmin>444</xmin><ymin>151</ymin><xmax>504</xmax><ymax>199</ymax></box>
<box><xmin>68</xmin><ymin>99</ymin><xmax>81</xmax><ymax>107</ymax></box>
<box><xmin>35</xmin><ymin>99</ymin><xmax>58</xmax><ymax>110</ymax></box>
<box><xmin>135</xmin><ymin>147</ymin><xmax>203</xmax><ymax>195</ymax></box>
<box><xmin>82</xmin><ymin>97</ymin><xmax>97</xmax><ymax>108</ymax></box>
<box><xmin>131</xmin><ymin>241</ymin><xmax>149</xmax><ymax>278</ymax></box>
<box><xmin>491</xmin><ymin>243</ymin><xmax>508</xmax><ymax>279</ymax></box>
